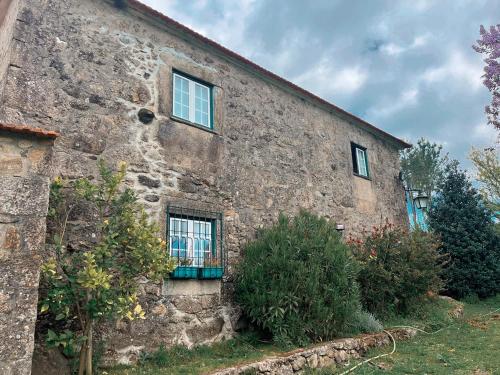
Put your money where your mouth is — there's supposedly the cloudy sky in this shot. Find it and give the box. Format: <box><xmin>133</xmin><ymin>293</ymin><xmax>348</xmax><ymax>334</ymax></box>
<box><xmin>142</xmin><ymin>0</ymin><xmax>498</xmax><ymax>168</ymax></box>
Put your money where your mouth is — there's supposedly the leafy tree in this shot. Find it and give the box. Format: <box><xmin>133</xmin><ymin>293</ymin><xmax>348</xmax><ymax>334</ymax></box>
<box><xmin>470</xmin><ymin>147</ymin><xmax>500</xmax><ymax>224</ymax></box>
<box><xmin>400</xmin><ymin>138</ymin><xmax>448</xmax><ymax>225</ymax></box>
<box><xmin>428</xmin><ymin>162</ymin><xmax>499</xmax><ymax>299</ymax></box>
<box><xmin>40</xmin><ymin>161</ymin><xmax>175</xmax><ymax>374</ymax></box>
<box><xmin>235</xmin><ymin>211</ymin><xmax>362</xmax><ymax>346</ymax></box>
<box><xmin>473</xmin><ymin>25</ymin><xmax>500</xmax><ymax>132</ymax></box>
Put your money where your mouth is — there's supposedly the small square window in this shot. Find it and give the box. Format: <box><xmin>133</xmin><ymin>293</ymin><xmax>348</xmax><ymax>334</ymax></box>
<box><xmin>172</xmin><ymin>72</ymin><xmax>213</xmax><ymax>129</ymax></box>
<box><xmin>167</xmin><ymin>206</ymin><xmax>224</xmax><ymax>279</ymax></box>
<box><xmin>351</xmin><ymin>143</ymin><xmax>369</xmax><ymax>178</ymax></box>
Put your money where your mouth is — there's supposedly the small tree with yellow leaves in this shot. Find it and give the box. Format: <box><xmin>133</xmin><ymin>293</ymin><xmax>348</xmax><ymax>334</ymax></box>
<box><xmin>40</xmin><ymin>160</ymin><xmax>175</xmax><ymax>375</ymax></box>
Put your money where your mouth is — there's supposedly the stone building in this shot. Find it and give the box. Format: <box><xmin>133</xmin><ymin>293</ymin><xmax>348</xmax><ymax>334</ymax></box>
<box><xmin>0</xmin><ymin>0</ymin><xmax>410</xmax><ymax>370</ymax></box>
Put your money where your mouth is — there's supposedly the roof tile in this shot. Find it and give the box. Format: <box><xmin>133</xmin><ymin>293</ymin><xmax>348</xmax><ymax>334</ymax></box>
<box><xmin>0</xmin><ymin>122</ymin><xmax>60</xmax><ymax>139</ymax></box>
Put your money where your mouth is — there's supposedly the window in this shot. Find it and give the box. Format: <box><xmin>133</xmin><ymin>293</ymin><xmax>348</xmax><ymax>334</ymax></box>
<box><xmin>351</xmin><ymin>143</ymin><xmax>369</xmax><ymax>178</ymax></box>
<box><xmin>167</xmin><ymin>206</ymin><xmax>223</xmax><ymax>279</ymax></box>
<box><xmin>172</xmin><ymin>72</ymin><xmax>212</xmax><ymax>128</ymax></box>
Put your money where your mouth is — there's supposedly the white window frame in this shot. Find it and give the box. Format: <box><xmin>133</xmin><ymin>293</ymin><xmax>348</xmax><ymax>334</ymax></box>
<box><xmin>169</xmin><ymin>216</ymin><xmax>213</xmax><ymax>267</ymax></box>
<box><xmin>172</xmin><ymin>72</ymin><xmax>212</xmax><ymax>128</ymax></box>
<box><xmin>355</xmin><ymin>147</ymin><xmax>368</xmax><ymax>177</ymax></box>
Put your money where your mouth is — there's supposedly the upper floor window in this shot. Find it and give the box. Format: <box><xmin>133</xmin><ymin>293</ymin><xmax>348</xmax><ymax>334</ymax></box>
<box><xmin>173</xmin><ymin>72</ymin><xmax>212</xmax><ymax>129</ymax></box>
<box><xmin>351</xmin><ymin>143</ymin><xmax>369</xmax><ymax>178</ymax></box>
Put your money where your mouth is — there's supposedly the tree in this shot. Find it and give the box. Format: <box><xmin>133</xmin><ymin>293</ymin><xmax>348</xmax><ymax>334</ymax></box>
<box><xmin>40</xmin><ymin>161</ymin><xmax>175</xmax><ymax>374</ymax></box>
<box><xmin>469</xmin><ymin>147</ymin><xmax>500</xmax><ymax>223</ymax></box>
<box><xmin>400</xmin><ymin>138</ymin><xmax>448</xmax><ymax>226</ymax></box>
<box><xmin>428</xmin><ymin>162</ymin><xmax>499</xmax><ymax>299</ymax></box>
<box><xmin>473</xmin><ymin>25</ymin><xmax>500</xmax><ymax>132</ymax></box>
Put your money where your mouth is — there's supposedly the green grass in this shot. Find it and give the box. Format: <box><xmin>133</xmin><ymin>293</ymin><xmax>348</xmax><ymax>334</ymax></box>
<box><xmin>313</xmin><ymin>295</ymin><xmax>500</xmax><ymax>375</ymax></box>
<box><xmin>106</xmin><ymin>296</ymin><xmax>500</xmax><ymax>375</ymax></box>
<box><xmin>105</xmin><ymin>332</ymin><xmax>284</xmax><ymax>375</ymax></box>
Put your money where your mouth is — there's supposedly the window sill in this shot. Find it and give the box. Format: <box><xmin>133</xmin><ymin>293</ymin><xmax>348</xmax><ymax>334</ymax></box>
<box><xmin>353</xmin><ymin>172</ymin><xmax>371</xmax><ymax>181</ymax></box>
<box><xmin>170</xmin><ymin>115</ymin><xmax>219</xmax><ymax>135</ymax></box>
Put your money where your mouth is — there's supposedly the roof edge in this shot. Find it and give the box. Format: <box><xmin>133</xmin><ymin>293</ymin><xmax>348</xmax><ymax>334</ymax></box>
<box><xmin>118</xmin><ymin>0</ymin><xmax>412</xmax><ymax>149</ymax></box>
<box><xmin>0</xmin><ymin>122</ymin><xmax>60</xmax><ymax>139</ymax></box>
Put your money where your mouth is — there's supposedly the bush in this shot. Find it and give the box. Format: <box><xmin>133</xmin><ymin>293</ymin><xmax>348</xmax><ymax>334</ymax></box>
<box><xmin>428</xmin><ymin>163</ymin><xmax>500</xmax><ymax>299</ymax></box>
<box><xmin>235</xmin><ymin>211</ymin><xmax>361</xmax><ymax>346</ymax></box>
<box><xmin>348</xmin><ymin>222</ymin><xmax>444</xmax><ymax>316</ymax></box>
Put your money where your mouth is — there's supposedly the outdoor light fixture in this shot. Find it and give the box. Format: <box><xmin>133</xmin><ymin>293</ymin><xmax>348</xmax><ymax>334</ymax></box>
<box><xmin>413</xmin><ymin>192</ymin><xmax>429</xmax><ymax>210</ymax></box>
<box><xmin>336</xmin><ymin>224</ymin><xmax>345</xmax><ymax>232</ymax></box>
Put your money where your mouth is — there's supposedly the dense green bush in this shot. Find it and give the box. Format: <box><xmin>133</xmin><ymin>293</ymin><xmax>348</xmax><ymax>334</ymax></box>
<box><xmin>428</xmin><ymin>163</ymin><xmax>500</xmax><ymax>299</ymax></box>
<box><xmin>234</xmin><ymin>211</ymin><xmax>362</xmax><ymax>346</ymax></box>
<box><xmin>348</xmin><ymin>222</ymin><xmax>444</xmax><ymax>316</ymax></box>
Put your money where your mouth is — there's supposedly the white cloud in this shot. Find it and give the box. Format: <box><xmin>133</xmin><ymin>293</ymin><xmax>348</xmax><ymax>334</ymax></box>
<box><xmin>294</xmin><ymin>60</ymin><xmax>368</xmax><ymax>97</ymax></box>
<box><xmin>381</xmin><ymin>34</ymin><xmax>430</xmax><ymax>56</ymax></box>
<box><xmin>367</xmin><ymin>88</ymin><xmax>419</xmax><ymax>119</ymax></box>
<box><xmin>421</xmin><ymin>51</ymin><xmax>483</xmax><ymax>90</ymax></box>
<box><xmin>471</xmin><ymin>122</ymin><xmax>498</xmax><ymax>143</ymax></box>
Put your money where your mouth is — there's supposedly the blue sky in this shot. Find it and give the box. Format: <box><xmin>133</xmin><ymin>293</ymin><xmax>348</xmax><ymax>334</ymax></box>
<box><xmin>142</xmin><ymin>0</ymin><xmax>498</xmax><ymax>168</ymax></box>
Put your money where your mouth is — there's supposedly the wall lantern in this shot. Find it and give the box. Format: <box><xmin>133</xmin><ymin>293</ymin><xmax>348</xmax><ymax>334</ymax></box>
<box><xmin>335</xmin><ymin>224</ymin><xmax>345</xmax><ymax>232</ymax></box>
<box><xmin>413</xmin><ymin>191</ymin><xmax>429</xmax><ymax>211</ymax></box>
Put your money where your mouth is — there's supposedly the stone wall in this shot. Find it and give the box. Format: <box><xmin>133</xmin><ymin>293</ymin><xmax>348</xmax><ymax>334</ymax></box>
<box><xmin>0</xmin><ymin>130</ymin><xmax>55</xmax><ymax>375</ymax></box>
<box><xmin>0</xmin><ymin>0</ymin><xmax>19</xmax><ymax>102</ymax></box>
<box><xmin>211</xmin><ymin>328</ymin><xmax>417</xmax><ymax>374</ymax></box>
<box><xmin>0</xmin><ymin>0</ymin><xmax>409</xmax><ymax>360</ymax></box>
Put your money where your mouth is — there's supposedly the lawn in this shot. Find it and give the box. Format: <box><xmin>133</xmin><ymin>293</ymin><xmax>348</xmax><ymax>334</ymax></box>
<box><xmin>106</xmin><ymin>296</ymin><xmax>500</xmax><ymax>375</ymax></box>
<box><xmin>314</xmin><ymin>295</ymin><xmax>500</xmax><ymax>375</ymax></box>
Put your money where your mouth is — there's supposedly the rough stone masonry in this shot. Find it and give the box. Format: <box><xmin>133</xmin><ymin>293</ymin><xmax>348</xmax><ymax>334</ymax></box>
<box><xmin>0</xmin><ymin>0</ymin><xmax>410</xmax><ymax>367</ymax></box>
<box><xmin>0</xmin><ymin>124</ymin><xmax>57</xmax><ymax>375</ymax></box>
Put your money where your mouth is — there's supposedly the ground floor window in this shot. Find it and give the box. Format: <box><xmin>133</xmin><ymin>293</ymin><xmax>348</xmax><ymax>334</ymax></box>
<box><xmin>167</xmin><ymin>205</ymin><xmax>224</xmax><ymax>279</ymax></box>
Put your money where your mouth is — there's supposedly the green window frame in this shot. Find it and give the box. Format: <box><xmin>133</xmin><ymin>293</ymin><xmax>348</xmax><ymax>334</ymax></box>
<box><xmin>172</xmin><ymin>71</ymin><xmax>214</xmax><ymax>129</ymax></box>
<box><xmin>166</xmin><ymin>205</ymin><xmax>224</xmax><ymax>279</ymax></box>
<box><xmin>351</xmin><ymin>142</ymin><xmax>370</xmax><ymax>178</ymax></box>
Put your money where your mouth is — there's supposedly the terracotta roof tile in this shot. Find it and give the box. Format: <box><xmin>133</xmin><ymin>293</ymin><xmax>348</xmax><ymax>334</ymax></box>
<box><xmin>0</xmin><ymin>122</ymin><xmax>60</xmax><ymax>139</ymax></box>
<box><xmin>127</xmin><ymin>0</ymin><xmax>411</xmax><ymax>149</ymax></box>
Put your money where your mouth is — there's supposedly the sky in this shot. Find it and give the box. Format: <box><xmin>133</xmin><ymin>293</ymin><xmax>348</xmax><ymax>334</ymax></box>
<box><xmin>142</xmin><ymin>0</ymin><xmax>499</xmax><ymax>168</ymax></box>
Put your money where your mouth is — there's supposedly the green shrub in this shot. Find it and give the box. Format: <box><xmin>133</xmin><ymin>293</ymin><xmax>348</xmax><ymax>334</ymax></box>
<box><xmin>348</xmin><ymin>222</ymin><xmax>444</xmax><ymax>316</ymax></box>
<box><xmin>235</xmin><ymin>211</ymin><xmax>361</xmax><ymax>346</ymax></box>
<box><xmin>349</xmin><ymin>310</ymin><xmax>383</xmax><ymax>334</ymax></box>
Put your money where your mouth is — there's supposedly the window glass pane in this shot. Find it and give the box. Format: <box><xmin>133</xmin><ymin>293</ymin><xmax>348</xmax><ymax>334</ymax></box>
<box><xmin>180</xmin><ymin>237</ymin><xmax>187</xmax><ymax>250</ymax></box>
<box><xmin>201</xmin><ymin>113</ymin><xmax>208</xmax><ymax>126</ymax></box>
<box><xmin>356</xmin><ymin>148</ymin><xmax>368</xmax><ymax>176</ymax></box>
<box><xmin>194</xmin><ymin>222</ymin><xmax>200</xmax><ymax>235</ymax></box>
<box><xmin>181</xmin><ymin>220</ymin><xmax>188</xmax><ymax>235</ymax></box>
<box><xmin>172</xmin><ymin>236</ymin><xmax>179</xmax><ymax>250</ymax></box>
<box><xmin>194</xmin><ymin>83</ymin><xmax>210</xmax><ymax>127</ymax></box>
<box><xmin>173</xmin><ymin>74</ymin><xmax>190</xmax><ymax>121</ymax></box>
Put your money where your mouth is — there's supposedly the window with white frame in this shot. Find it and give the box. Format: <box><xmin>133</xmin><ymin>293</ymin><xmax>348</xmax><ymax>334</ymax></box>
<box><xmin>351</xmin><ymin>143</ymin><xmax>369</xmax><ymax>178</ymax></box>
<box><xmin>173</xmin><ymin>72</ymin><xmax>212</xmax><ymax>128</ymax></box>
<box><xmin>167</xmin><ymin>207</ymin><xmax>224</xmax><ymax>279</ymax></box>
<box><xmin>169</xmin><ymin>216</ymin><xmax>213</xmax><ymax>267</ymax></box>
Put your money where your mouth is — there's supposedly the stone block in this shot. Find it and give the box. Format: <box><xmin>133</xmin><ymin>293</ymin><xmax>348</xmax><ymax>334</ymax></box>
<box><xmin>1</xmin><ymin>225</ymin><xmax>20</xmax><ymax>251</ymax></box>
<box><xmin>0</xmin><ymin>176</ymin><xmax>50</xmax><ymax>217</ymax></box>
<box><xmin>0</xmin><ymin>155</ymin><xmax>23</xmax><ymax>175</ymax></box>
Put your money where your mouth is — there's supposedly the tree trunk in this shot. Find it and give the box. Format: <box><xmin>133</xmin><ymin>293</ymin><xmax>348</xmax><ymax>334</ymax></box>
<box><xmin>86</xmin><ymin>319</ymin><xmax>93</xmax><ymax>375</ymax></box>
<box><xmin>78</xmin><ymin>341</ymin><xmax>86</xmax><ymax>375</ymax></box>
